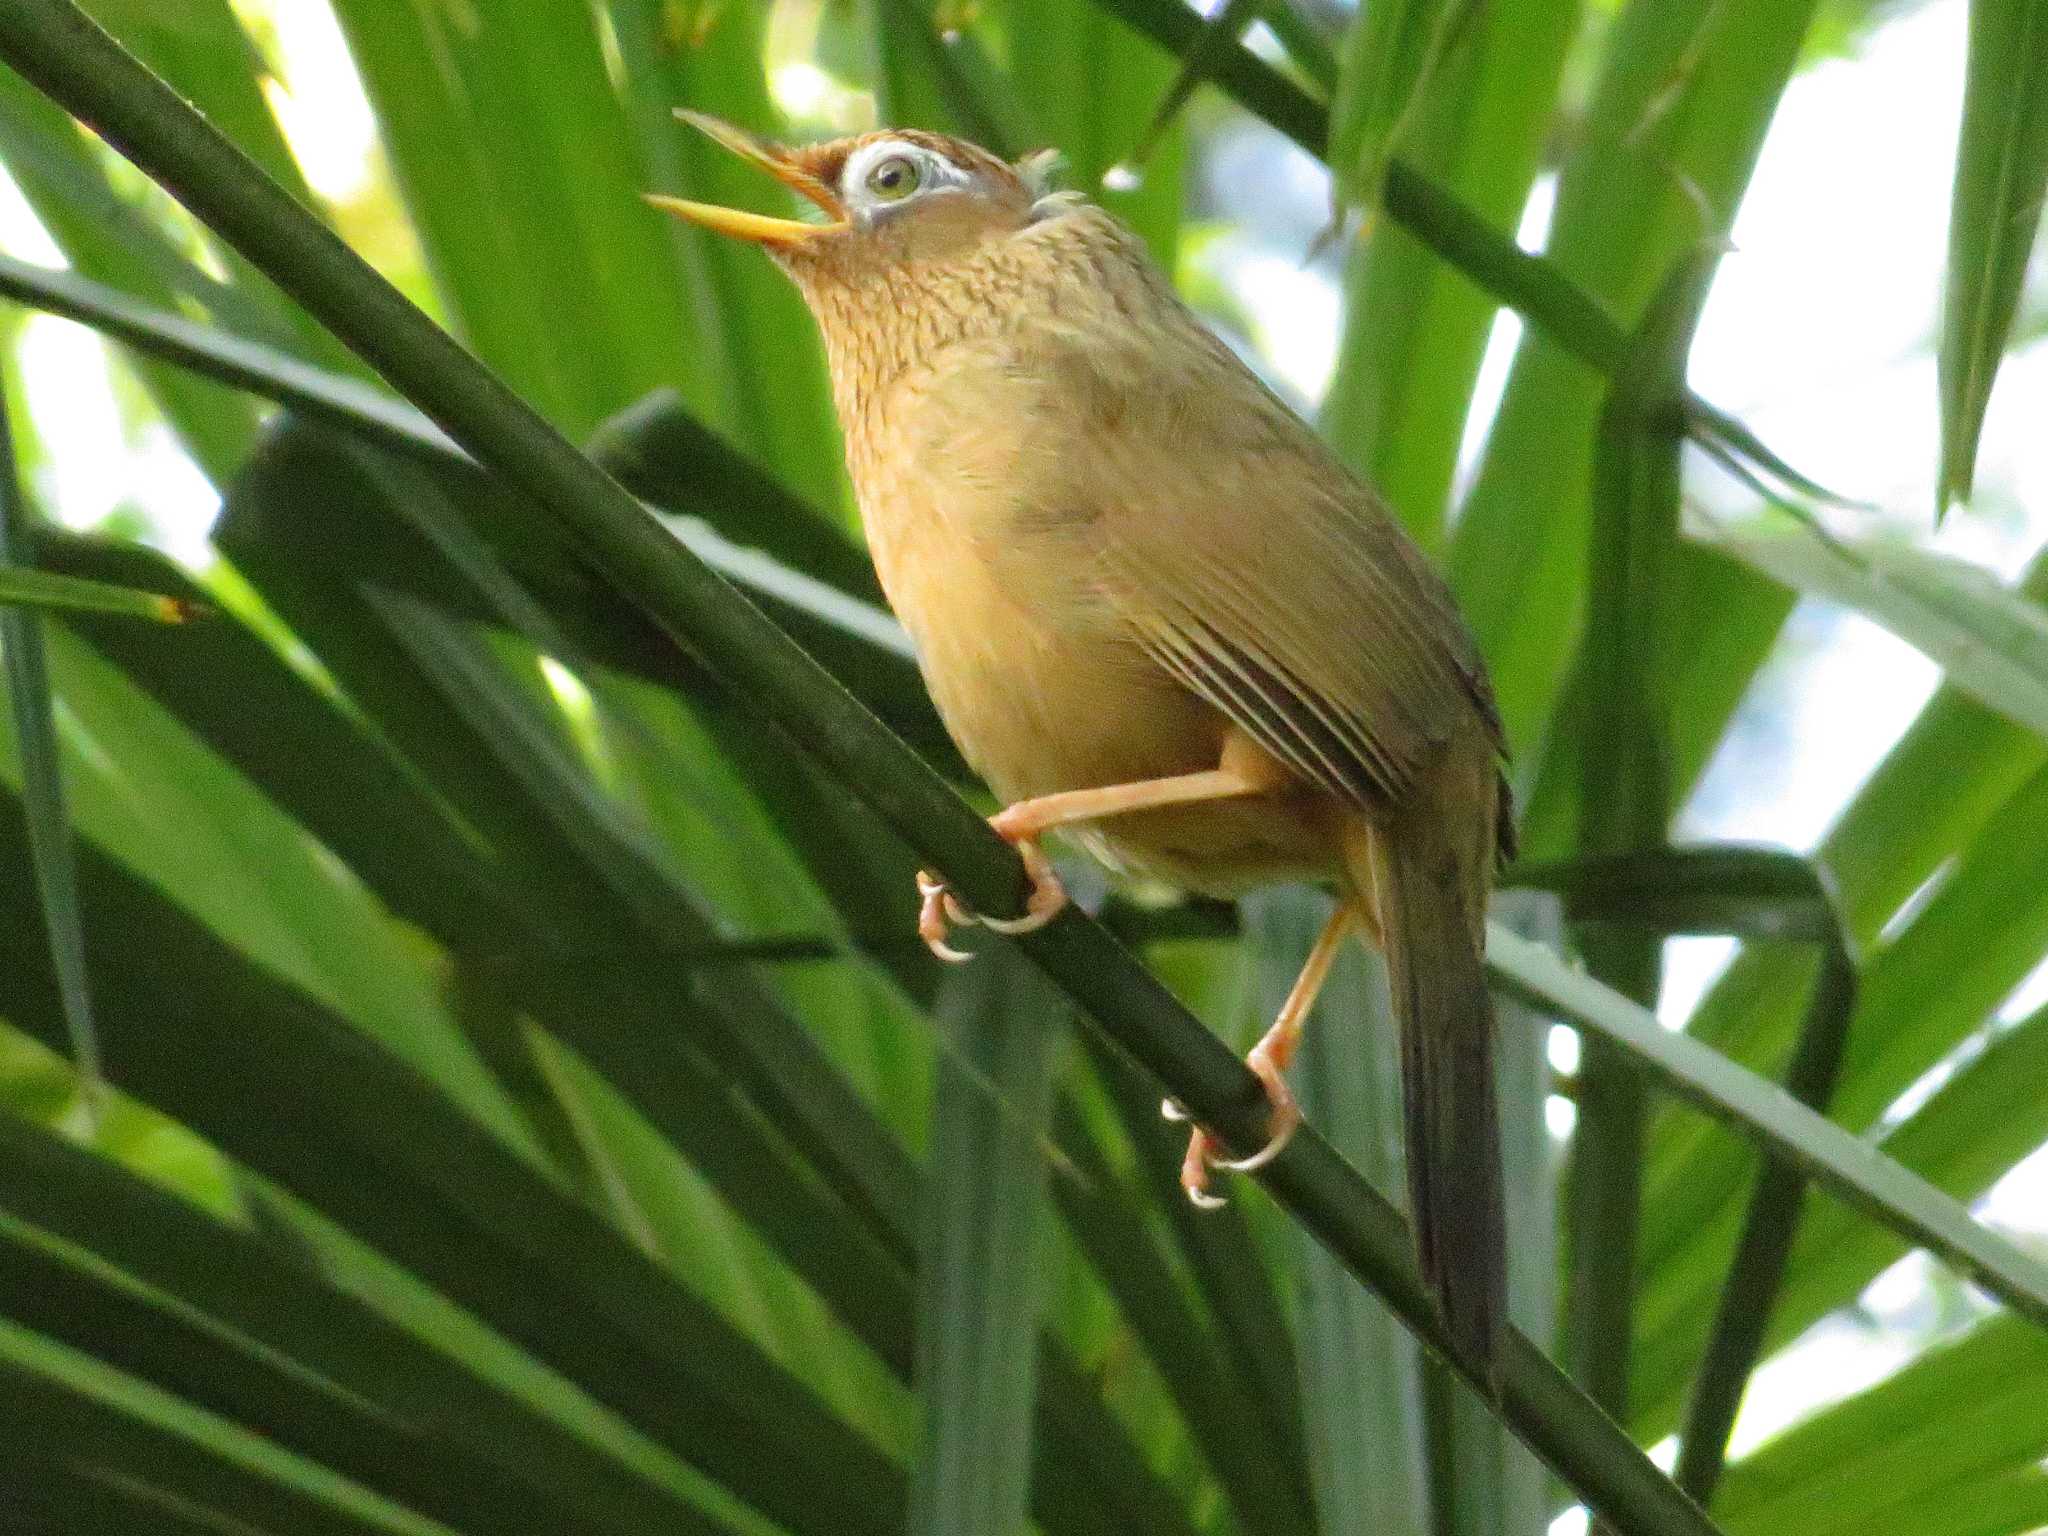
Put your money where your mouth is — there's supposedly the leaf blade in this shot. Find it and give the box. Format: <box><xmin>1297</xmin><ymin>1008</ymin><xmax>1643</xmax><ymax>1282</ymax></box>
<box><xmin>1486</xmin><ymin>923</ymin><xmax>2048</xmax><ymax>1329</ymax></box>
<box><xmin>910</xmin><ymin>951</ymin><xmax>1062</xmax><ymax>1536</ymax></box>
<box><xmin>0</xmin><ymin>372</ymin><xmax>101</xmax><ymax>1120</ymax></box>
<box><xmin>1936</xmin><ymin>0</ymin><xmax>2048</xmax><ymax>508</ymax></box>
<box><xmin>1709</xmin><ymin>522</ymin><xmax>2048</xmax><ymax>741</ymax></box>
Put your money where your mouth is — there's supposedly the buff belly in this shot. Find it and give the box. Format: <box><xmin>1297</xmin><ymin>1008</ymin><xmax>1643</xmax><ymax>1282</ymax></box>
<box><xmin>882</xmin><ymin>525</ymin><xmax>1341</xmax><ymax>899</ymax></box>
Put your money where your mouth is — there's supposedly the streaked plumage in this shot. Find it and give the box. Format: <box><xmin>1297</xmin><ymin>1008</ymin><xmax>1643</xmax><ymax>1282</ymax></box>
<box><xmin>657</xmin><ymin>120</ymin><xmax>1512</xmax><ymax>1377</ymax></box>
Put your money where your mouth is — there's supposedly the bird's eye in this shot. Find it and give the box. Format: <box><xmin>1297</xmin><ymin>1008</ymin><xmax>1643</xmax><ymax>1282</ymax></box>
<box><xmin>865</xmin><ymin>155</ymin><xmax>922</xmax><ymax>202</ymax></box>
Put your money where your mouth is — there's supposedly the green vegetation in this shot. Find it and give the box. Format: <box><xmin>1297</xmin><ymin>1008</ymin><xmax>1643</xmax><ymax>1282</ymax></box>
<box><xmin>0</xmin><ymin>1</ymin><xmax>2043</xmax><ymax>1533</ymax></box>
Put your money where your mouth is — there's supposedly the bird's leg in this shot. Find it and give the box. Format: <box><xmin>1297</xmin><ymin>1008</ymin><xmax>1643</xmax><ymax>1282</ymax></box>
<box><xmin>1170</xmin><ymin>900</ymin><xmax>1362</xmax><ymax>1208</ymax></box>
<box><xmin>918</xmin><ymin>751</ymin><xmax>1282</xmax><ymax>962</ymax></box>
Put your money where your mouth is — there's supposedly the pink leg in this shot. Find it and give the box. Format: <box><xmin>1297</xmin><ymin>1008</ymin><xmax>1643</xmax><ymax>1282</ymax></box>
<box><xmin>1175</xmin><ymin>902</ymin><xmax>1362</xmax><ymax>1205</ymax></box>
<box><xmin>916</xmin><ymin>762</ymin><xmax>1275</xmax><ymax>962</ymax></box>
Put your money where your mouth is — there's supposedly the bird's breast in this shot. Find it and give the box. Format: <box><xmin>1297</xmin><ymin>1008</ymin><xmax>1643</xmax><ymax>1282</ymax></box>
<box><xmin>846</xmin><ymin>351</ymin><xmax>1336</xmax><ymax>894</ymax></box>
<box><xmin>852</xmin><ymin>362</ymin><xmax>1195</xmax><ymax>802</ymax></box>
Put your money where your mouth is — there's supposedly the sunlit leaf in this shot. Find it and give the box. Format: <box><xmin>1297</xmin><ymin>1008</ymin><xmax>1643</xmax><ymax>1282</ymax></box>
<box><xmin>1936</xmin><ymin>0</ymin><xmax>2048</xmax><ymax>509</ymax></box>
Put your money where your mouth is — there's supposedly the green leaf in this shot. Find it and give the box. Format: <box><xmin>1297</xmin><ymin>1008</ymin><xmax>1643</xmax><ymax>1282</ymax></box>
<box><xmin>1709</xmin><ymin>521</ymin><xmax>2048</xmax><ymax>741</ymax></box>
<box><xmin>1449</xmin><ymin>0</ymin><xmax>1821</xmax><ymax>753</ymax></box>
<box><xmin>1672</xmin><ymin>945</ymin><xmax>1854</xmax><ymax>1505</ymax></box>
<box><xmin>1511</xmin><ymin>845</ymin><xmax>1853</xmax><ymax>946</ymax></box>
<box><xmin>1081</xmin><ymin>0</ymin><xmax>1327</xmax><ymax>150</ymax></box>
<box><xmin>596</xmin><ymin>0</ymin><xmax>846</xmax><ymax>511</ymax></box>
<box><xmin>85</xmin><ymin>0</ymin><xmax>361</xmax><ymax>370</ymax></box>
<box><xmin>1517</xmin><ymin>544</ymin><xmax>1796</xmax><ymax>860</ymax></box>
<box><xmin>0</xmin><ymin>9</ymin><xmax>1736</xmax><ymax>1528</ymax></box>
<box><xmin>1715</xmin><ymin>1314</ymin><xmax>2048</xmax><ymax>1536</ymax></box>
<box><xmin>1319</xmin><ymin>0</ymin><xmax>1581</xmax><ymax>548</ymax></box>
<box><xmin>1509</xmin><ymin>835</ymin><xmax>1868</xmax><ymax>1458</ymax></box>
<box><xmin>0</xmin><ymin>72</ymin><xmax>262</xmax><ymax>480</ymax></box>
<box><xmin>1122</xmin><ymin>0</ymin><xmax>1260</xmax><ymax>176</ymax></box>
<box><xmin>0</xmin><ymin>1327</ymin><xmax>439</xmax><ymax>1536</ymax></box>
<box><xmin>80</xmin><ymin>0</ymin><xmax>312</xmax><ymax>203</ymax></box>
<box><xmin>1633</xmin><ymin>748</ymin><xmax>2048</xmax><ymax>1438</ymax></box>
<box><xmin>1328</xmin><ymin>0</ymin><xmax>1478</xmax><ymax>212</ymax></box>
<box><xmin>1564</xmin><ymin>248</ymin><xmax>1720</xmax><ymax>1418</ymax></box>
<box><xmin>0</xmin><ymin>1449</ymin><xmax>244</xmax><ymax>1536</ymax></box>
<box><xmin>0</xmin><ymin>1214</ymin><xmax>678</xmax><ymax>1536</ymax></box>
<box><xmin>995</xmin><ymin>0</ymin><xmax>1190</xmax><ymax>266</ymax></box>
<box><xmin>910</xmin><ymin>949</ymin><xmax>1062</xmax><ymax>1536</ymax></box>
<box><xmin>1485</xmin><ymin>922</ymin><xmax>2048</xmax><ymax>1329</ymax></box>
<box><xmin>0</xmin><ymin>563</ymin><xmax>195</xmax><ymax>622</ymax></box>
<box><xmin>1631</xmin><ymin>554</ymin><xmax>2048</xmax><ymax>1399</ymax></box>
<box><xmin>0</xmin><ymin>1111</ymin><xmax>729</xmax><ymax>1532</ymax></box>
<box><xmin>0</xmin><ymin>0</ymin><xmax>364</xmax><ymax>491</ymax></box>
<box><xmin>0</xmin><ymin>792</ymin><xmax>910</xmax><ymax>1536</ymax></box>
<box><xmin>0</xmin><ymin>378</ymin><xmax>101</xmax><ymax>1119</ymax></box>
<box><xmin>867</xmin><ymin>0</ymin><xmax>1020</xmax><ymax>156</ymax></box>
<box><xmin>1253</xmin><ymin>0</ymin><xmax>1340</xmax><ymax>94</ymax></box>
<box><xmin>1251</xmin><ymin>887</ymin><xmax>1428</xmax><ymax>1536</ymax></box>
<box><xmin>1071</xmin><ymin>1020</ymin><xmax>1316</xmax><ymax>1532</ymax></box>
<box><xmin>1050</xmin><ymin>1052</ymin><xmax>1317</xmax><ymax>1534</ymax></box>
<box><xmin>1818</xmin><ymin>753</ymin><xmax>2048</xmax><ymax>1136</ymax></box>
<box><xmin>1936</xmin><ymin>0</ymin><xmax>2048</xmax><ymax>509</ymax></box>
<box><xmin>325</xmin><ymin>0</ymin><xmax>712</xmax><ymax>436</ymax></box>
<box><xmin>0</xmin><ymin>248</ymin><xmax>446</xmax><ymax>453</ymax></box>
<box><xmin>1747</xmin><ymin>996</ymin><xmax>2048</xmax><ymax>1382</ymax></box>
<box><xmin>0</xmin><ymin>254</ymin><xmax>950</xmax><ymax>759</ymax></box>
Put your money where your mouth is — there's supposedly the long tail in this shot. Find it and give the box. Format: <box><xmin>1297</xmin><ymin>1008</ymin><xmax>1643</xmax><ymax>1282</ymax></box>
<box><xmin>1345</xmin><ymin>772</ymin><xmax>1505</xmax><ymax>1382</ymax></box>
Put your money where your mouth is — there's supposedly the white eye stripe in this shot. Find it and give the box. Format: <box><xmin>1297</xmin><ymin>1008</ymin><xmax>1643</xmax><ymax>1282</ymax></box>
<box><xmin>840</xmin><ymin>139</ymin><xmax>969</xmax><ymax>209</ymax></box>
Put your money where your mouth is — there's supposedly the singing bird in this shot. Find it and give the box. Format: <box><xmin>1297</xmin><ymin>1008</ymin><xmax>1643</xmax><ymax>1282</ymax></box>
<box><xmin>653</xmin><ymin>115</ymin><xmax>1515</xmax><ymax>1372</ymax></box>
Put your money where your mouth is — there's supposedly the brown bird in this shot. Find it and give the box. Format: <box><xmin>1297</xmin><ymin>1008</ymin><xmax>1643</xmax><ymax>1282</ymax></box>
<box><xmin>653</xmin><ymin>114</ymin><xmax>1515</xmax><ymax>1373</ymax></box>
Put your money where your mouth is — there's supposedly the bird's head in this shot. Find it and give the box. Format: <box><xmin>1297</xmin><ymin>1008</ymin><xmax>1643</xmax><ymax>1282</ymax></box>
<box><xmin>648</xmin><ymin>113</ymin><xmax>1067</xmax><ymax>285</ymax></box>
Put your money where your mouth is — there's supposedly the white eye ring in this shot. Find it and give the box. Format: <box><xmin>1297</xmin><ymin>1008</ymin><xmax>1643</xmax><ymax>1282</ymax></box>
<box><xmin>842</xmin><ymin>140</ymin><xmax>966</xmax><ymax>215</ymax></box>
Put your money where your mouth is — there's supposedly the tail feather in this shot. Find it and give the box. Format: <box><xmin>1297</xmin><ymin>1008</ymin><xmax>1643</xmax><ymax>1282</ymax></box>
<box><xmin>1348</xmin><ymin>788</ymin><xmax>1505</xmax><ymax>1382</ymax></box>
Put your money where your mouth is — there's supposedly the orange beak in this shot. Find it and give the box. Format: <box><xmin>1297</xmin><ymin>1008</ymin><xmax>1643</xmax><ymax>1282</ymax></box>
<box><xmin>645</xmin><ymin>111</ymin><xmax>847</xmax><ymax>246</ymax></box>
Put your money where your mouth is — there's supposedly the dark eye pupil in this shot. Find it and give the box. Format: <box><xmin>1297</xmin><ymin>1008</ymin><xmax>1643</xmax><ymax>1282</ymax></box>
<box><xmin>868</xmin><ymin>156</ymin><xmax>918</xmax><ymax>199</ymax></box>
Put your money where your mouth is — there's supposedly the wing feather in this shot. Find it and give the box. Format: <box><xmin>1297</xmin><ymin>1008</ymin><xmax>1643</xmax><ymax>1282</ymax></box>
<box><xmin>995</xmin><ymin>259</ymin><xmax>1503</xmax><ymax>814</ymax></box>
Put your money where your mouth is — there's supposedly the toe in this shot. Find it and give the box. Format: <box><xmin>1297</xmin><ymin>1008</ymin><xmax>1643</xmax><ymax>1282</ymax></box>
<box><xmin>916</xmin><ymin>872</ymin><xmax>975</xmax><ymax>964</ymax></box>
<box><xmin>1212</xmin><ymin>1112</ymin><xmax>1299</xmax><ymax>1173</ymax></box>
<box><xmin>979</xmin><ymin>839</ymin><xmax>1068</xmax><ymax>935</ymax></box>
<box><xmin>1213</xmin><ymin>1046</ymin><xmax>1303</xmax><ymax>1172</ymax></box>
<box><xmin>1180</xmin><ymin>1128</ymin><xmax>1229</xmax><ymax>1209</ymax></box>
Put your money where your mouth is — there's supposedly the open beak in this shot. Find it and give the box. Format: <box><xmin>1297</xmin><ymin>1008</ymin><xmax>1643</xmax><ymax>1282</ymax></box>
<box><xmin>645</xmin><ymin>111</ymin><xmax>847</xmax><ymax>246</ymax></box>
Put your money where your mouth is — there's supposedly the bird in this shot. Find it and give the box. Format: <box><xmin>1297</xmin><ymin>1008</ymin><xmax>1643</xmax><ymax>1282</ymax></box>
<box><xmin>651</xmin><ymin>113</ymin><xmax>1515</xmax><ymax>1376</ymax></box>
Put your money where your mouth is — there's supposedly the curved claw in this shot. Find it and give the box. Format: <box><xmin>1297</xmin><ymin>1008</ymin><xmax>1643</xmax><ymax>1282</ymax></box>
<box><xmin>1211</xmin><ymin>1111</ymin><xmax>1300</xmax><ymax>1173</ymax></box>
<box><xmin>916</xmin><ymin>872</ymin><xmax>974</xmax><ymax>963</ymax></box>
<box><xmin>914</xmin><ymin>832</ymin><xmax>1068</xmax><ymax>962</ymax></box>
<box><xmin>1180</xmin><ymin>1126</ymin><xmax>1230</xmax><ymax>1209</ymax></box>
<box><xmin>1211</xmin><ymin>1046</ymin><xmax>1302</xmax><ymax>1172</ymax></box>
<box><xmin>978</xmin><ymin>839</ymin><xmax>1067</xmax><ymax>934</ymax></box>
<box><xmin>1175</xmin><ymin>1041</ymin><xmax>1303</xmax><ymax>1205</ymax></box>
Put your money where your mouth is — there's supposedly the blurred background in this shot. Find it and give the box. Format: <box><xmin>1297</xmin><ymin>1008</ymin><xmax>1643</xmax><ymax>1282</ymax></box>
<box><xmin>0</xmin><ymin>1</ymin><xmax>2044</xmax><ymax>1534</ymax></box>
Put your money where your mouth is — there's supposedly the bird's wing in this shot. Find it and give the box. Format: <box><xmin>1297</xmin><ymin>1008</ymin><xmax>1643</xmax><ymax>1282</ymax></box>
<box><xmin>1015</xmin><ymin>313</ymin><xmax>1500</xmax><ymax>813</ymax></box>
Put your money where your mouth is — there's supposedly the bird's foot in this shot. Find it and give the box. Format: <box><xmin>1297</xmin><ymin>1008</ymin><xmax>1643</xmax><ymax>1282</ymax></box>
<box><xmin>1163</xmin><ymin>1041</ymin><xmax>1303</xmax><ymax>1209</ymax></box>
<box><xmin>915</xmin><ymin>830</ymin><xmax>1067</xmax><ymax>963</ymax></box>
<box><xmin>916</xmin><ymin>871</ymin><xmax>976</xmax><ymax>963</ymax></box>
